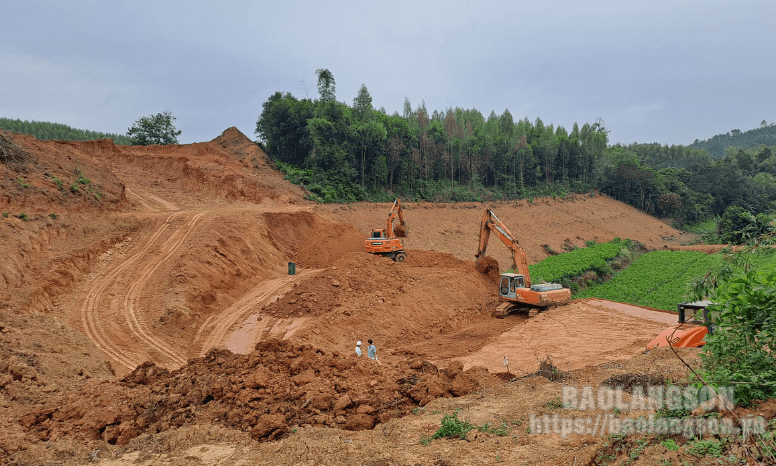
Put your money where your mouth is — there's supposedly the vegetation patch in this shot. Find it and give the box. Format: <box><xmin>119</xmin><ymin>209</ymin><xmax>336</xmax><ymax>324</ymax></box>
<box><xmin>0</xmin><ymin>130</ymin><xmax>31</xmax><ymax>164</ymax></box>
<box><xmin>575</xmin><ymin>250</ymin><xmax>723</xmax><ymax>310</ymax></box>
<box><xmin>517</xmin><ymin>356</ymin><xmax>569</xmax><ymax>384</ymax></box>
<box><xmin>0</xmin><ymin>117</ymin><xmax>132</xmax><ymax>144</ymax></box>
<box><xmin>527</xmin><ymin>238</ymin><xmax>645</xmax><ymax>293</ymax></box>
<box><xmin>431</xmin><ymin>410</ymin><xmax>474</xmax><ymax>440</ymax></box>
<box><xmin>600</xmin><ymin>374</ymin><xmax>669</xmax><ymax>393</ymax></box>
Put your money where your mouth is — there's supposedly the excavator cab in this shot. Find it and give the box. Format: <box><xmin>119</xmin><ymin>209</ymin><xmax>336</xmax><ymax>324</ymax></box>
<box><xmin>370</xmin><ymin>229</ymin><xmax>386</xmax><ymax>239</ymax></box>
<box><xmin>499</xmin><ymin>273</ymin><xmax>526</xmax><ymax>298</ymax></box>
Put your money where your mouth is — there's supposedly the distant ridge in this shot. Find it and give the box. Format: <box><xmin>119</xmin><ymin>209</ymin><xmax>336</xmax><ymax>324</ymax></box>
<box><xmin>689</xmin><ymin>121</ymin><xmax>776</xmax><ymax>158</ymax></box>
<box><xmin>0</xmin><ymin>117</ymin><xmax>132</xmax><ymax>145</ymax></box>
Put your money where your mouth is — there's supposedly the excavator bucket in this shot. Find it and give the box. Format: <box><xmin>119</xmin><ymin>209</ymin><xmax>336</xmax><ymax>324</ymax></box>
<box><xmin>647</xmin><ymin>325</ymin><xmax>708</xmax><ymax>350</ymax></box>
<box><xmin>393</xmin><ymin>224</ymin><xmax>408</xmax><ymax>237</ymax></box>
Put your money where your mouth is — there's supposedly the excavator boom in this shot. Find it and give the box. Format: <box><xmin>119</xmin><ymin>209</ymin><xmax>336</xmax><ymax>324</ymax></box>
<box><xmin>475</xmin><ymin>209</ymin><xmax>531</xmax><ymax>287</ymax></box>
<box><xmin>475</xmin><ymin>209</ymin><xmax>570</xmax><ymax>317</ymax></box>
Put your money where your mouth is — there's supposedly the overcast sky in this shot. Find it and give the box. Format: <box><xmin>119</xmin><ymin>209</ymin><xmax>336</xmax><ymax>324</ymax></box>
<box><xmin>2</xmin><ymin>1</ymin><xmax>774</xmax><ymax>146</ymax></box>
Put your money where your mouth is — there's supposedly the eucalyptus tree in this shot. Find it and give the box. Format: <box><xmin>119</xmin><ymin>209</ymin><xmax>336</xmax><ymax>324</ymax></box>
<box><xmin>416</xmin><ymin>104</ymin><xmax>430</xmax><ymax>184</ymax></box>
<box><xmin>307</xmin><ymin>70</ymin><xmax>356</xmax><ymax>181</ymax></box>
<box><xmin>351</xmin><ymin>84</ymin><xmax>387</xmax><ymax>186</ymax></box>
<box><xmin>315</xmin><ymin>68</ymin><xmax>336</xmax><ymax>103</ymax></box>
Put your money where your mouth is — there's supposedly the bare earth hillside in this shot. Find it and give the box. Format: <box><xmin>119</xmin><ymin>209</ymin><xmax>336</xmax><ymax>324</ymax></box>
<box><xmin>1</xmin><ymin>129</ymin><xmax>764</xmax><ymax>465</ymax></box>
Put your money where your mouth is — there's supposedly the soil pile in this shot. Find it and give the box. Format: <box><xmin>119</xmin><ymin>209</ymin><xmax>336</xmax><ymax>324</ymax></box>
<box><xmin>0</xmin><ymin>132</ymin><xmax>127</xmax><ymax>214</ymax></box>
<box><xmin>263</xmin><ymin>211</ymin><xmax>366</xmax><ymax>269</ymax></box>
<box><xmin>20</xmin><ymin>339</ymin><xmax>500</xmax><ymax>446</ymax></box>
<box><xmin>261</xmin><ymin>250</ymin><xmax>496</xmax><ymax>358</ymax></box>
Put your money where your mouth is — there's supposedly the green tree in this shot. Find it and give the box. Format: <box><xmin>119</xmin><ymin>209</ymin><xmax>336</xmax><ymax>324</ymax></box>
<box><xmin>717</xmin><ymin>206</ymin><xmax>774</xmax><ymax>244</ymax></box>
<box><xmin>315</xmin><ymin>68</ymin><xmax>336</xmax><ymax>102</ymax></box>
<box><xmin>255</xmin><ymin>92</ymin><xmax>314</xmax><ymax>165</ymax></box>
<box><xmin>127</xmin><ymin>111</ymin><xmax>182</xmax><ymax>145</ymax></box>
<box><xmin>352</xmin><ymin>84</ymin><xmax>388</xmax><ymax>186</ymax></box>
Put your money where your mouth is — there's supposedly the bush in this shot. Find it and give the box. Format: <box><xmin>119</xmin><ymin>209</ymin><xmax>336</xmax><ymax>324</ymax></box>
<box><xmin>432</xmin><ymin>411</ymin><xmax>474</xmax><ymax>440</ymax></box>
<box><xmin>717</xmin><ymin>206</ymin><xmax>775</xmax><ymax>244</ymax></box>
<box><xmin>700</xmin><ymin>269</ymin><xmax>776</xmax><ymax>405</ymax></box>
<box><xmin>686</xmin><ymin>438</ymin><xmax>722</xmax><ymax>457</ymax></box>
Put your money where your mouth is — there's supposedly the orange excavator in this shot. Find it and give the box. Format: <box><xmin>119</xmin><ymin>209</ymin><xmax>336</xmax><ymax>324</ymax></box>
<box><xmin>475</xmin><ymin>209</ymin><xmax>571</xmax><ymax>318</ymax></box>
<box><xmin>364</xmin><ymin>198</ymin><xmax>408</xmax><ymax>262</ymax></box>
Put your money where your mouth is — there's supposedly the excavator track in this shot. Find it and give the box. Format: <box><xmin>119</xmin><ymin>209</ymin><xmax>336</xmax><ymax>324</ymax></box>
<box><xmin>493</xmin><ymin>302</ymin><xmax>512</xmax><ymax>318</ymax></box>
<box><xmin>493</xmin><ymin>303</ymin><xmax>541</xmax><ymax>318</ymax></box>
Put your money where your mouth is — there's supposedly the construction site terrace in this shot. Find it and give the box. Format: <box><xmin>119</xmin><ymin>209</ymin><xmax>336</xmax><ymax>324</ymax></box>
<box><xmin>2</xmin><ymin>128</ymin><xmax>771</xmax><ymax>466</ymax></box>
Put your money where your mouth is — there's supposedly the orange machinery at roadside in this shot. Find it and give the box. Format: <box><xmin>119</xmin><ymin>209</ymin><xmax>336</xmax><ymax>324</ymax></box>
<box><xmin>647</xmin><ymin>301</ymin><xmax>714</xmax><ymax>349</ymax></box>
<box><xmin>364</xmin><ymin>198</ymin><xmax>408</xmax><ymax>262</ymax></box>
<box><xmin>474</xmin><ymin>209</ymin><xmax>571</xmax><ymax>318</ymax></box>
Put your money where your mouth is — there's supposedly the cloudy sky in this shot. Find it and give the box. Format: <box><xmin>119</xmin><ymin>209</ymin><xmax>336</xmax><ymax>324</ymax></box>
<box><xmin>2</xmin><ymin>1</ymin><xmax>774</xmax><ymax>146</ymax></box>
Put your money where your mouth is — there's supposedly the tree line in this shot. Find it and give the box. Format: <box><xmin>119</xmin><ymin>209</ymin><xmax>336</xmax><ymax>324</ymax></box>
<box><xmin>0</xmin><ymin>118</ymin><xmax>133</xmax><ymax>145</ymax></box>
<box><xmin>256</xmin><ymin>70</ymin><xmax>609</xmax><ymax>204</ymax></box>
<box><xmin>689</xmin><ymin>121</ymin><xmax>776</xmax><ymax>158</ymax></box>
<box><xmin>256</xmin><ymin>70</ymin><xmax>776</xmax><ymax>230</ymax></box>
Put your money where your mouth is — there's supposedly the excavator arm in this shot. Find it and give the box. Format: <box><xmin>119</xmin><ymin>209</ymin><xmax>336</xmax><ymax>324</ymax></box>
<box><xmin>474</xmin><ymin>209</ymin><xmax>531</xmax><ymax>287</ymax></box>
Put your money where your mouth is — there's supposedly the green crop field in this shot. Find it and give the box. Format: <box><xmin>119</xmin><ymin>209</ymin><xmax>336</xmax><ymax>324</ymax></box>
<box><xmin>528</xmin><ymin>238</ymin><xmax>631</xmax><ymax>285</ymax></box>
<box><xmin>572</xmin><ymin>247</ymin><xmax>776</xmax><ymax>310</ymax></box>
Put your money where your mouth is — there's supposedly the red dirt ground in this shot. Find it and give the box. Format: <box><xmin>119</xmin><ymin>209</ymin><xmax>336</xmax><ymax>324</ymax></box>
<box><xmin>0</xmin><ymin>128</ymin><xmax>765</xmax><ymax>465</ymax></box>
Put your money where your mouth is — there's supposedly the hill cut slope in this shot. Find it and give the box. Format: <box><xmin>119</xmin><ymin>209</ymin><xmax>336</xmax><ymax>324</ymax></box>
<box><xmin>316</xmin><ymin>195</ymin><xmax>697</xmax><ymax>270</ymax></box>
<box><xmin>1</xmin><ymin>128</ymin><xmax>729</xmax><ymax>466</ymax></box>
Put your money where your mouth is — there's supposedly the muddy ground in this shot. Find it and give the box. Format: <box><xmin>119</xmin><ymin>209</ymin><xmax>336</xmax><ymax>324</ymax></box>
<box><xmin>0</xmin><ymin>128</ymin><xmax>766</xmax><ymax>465</ymax></box>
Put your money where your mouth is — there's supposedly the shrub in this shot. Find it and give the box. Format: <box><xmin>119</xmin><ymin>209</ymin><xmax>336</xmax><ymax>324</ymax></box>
<box><xmin>687</xmin><ymin>438</ymin><xmax>722</xmax><ymax>457</ymax></box>
<box><xmin>700</xmin><ymin>269</ymin><xmax>776</xmax><ymax>405</ymax></box>
<box><xmin>432</xmin><ymin>411</ymin><xmax>474</xmax><ymax>440</ymax></box>
<box><xmin>661</xmin><ymin>439</ymin><xmax>679</xmax><ymax>451</ymax></box>
<box><xmin>77</xmin><ymin>172</ymin><xmax>90</xmax><ymax>185</ymax></box>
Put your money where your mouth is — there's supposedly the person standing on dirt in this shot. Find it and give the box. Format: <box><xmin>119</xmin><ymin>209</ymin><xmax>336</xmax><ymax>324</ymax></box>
<box><xmin>367</xmin><ymin>339</ymin><xmax>377</xmax><ymax>361</ymax></box>
<box><xmin>355</xmin><ymin>341</ymin><xmax>362</xmax><ymax>357</ymax></box>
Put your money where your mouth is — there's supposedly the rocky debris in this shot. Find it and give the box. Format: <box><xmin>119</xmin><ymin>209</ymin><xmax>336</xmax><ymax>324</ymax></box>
<box><xmin>19</xmin><ymin>339</ymin><xmax>498</xmax><ymax>446</ymax></box>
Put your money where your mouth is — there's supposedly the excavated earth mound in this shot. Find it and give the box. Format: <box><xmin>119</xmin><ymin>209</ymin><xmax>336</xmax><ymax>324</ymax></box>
<box><xmin>20</xmin><ymin>340</ymin><xmax>500</xmax><ymax>446</ymax></box>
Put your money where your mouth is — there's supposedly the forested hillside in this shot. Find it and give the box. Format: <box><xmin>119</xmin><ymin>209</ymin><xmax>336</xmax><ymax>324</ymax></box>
<box><xmin>689</xmin><ymin>121</ymin><xmax>776</xmax><ymax>158</ymax></box>
<box><xmin>256</xmin><ymin>70</ymin><xmax>776</xmax><ymax>228</ymax></box>
<box><xmin>0</xmin><ymin>117</ymin><xmax>132</xmax><ymax>144</ymax></box>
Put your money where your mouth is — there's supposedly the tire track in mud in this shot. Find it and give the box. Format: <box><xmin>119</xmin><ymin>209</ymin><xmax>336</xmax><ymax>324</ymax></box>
<box><xmin>80</xmin><ymin>194</ymin><xmax>316</xmax><ymax>373</ymax></box>
<box><xmin>80</xmin><ymin>212</ymin><xmax>185</xmax><ymax>372</ymax></box>
<box><xmin>195</xmin><ymin>269</ymin><xmax>320</xmax><ymax>357</ymax></box>
<box><xmin>120</xmin><ymin>212</ymin><xmax>206</xmax><ymax>367</ymax></box>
